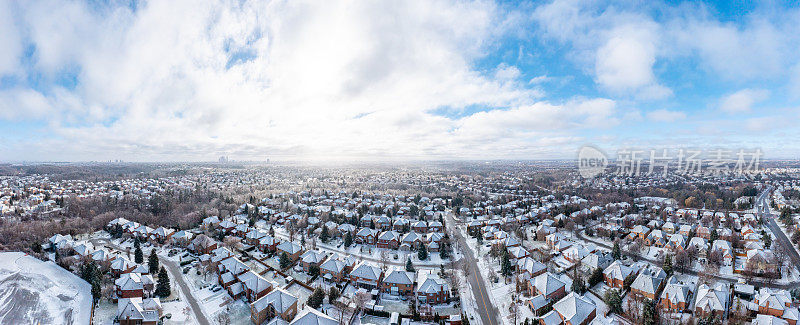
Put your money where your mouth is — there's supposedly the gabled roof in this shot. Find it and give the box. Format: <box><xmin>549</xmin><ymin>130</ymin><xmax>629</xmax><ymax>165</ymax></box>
<box><xmin>416</xmin><ymin>270</ymin><xmax>448</xmax><ymax>294</ymax></box>
<box><xmin>350</xmin><ymin>262</ymin><xmax>382</xmax><ymax>281</ymax></box>
<box><xmin>603</xmin><ymin>261</ymin><xmax>632</xmax><ymax>280</ymax></box>
<box><xmin>533</xmin><ymin>272</ymin><xmax>565</xmax><ymax>297</ymax></box>
<box><xmin>553</xmin><ymin>292</ymin><xmax>596</xmax><ymax>325</ymax></box>
<box><xmin>384</xmin><ymin>268</ymin><xmax>414</xmax><ymax>285</ymax></box>
<box><xmin>290</xmin><ymin>307</ymin><xmax>338</xmax><ymax>325</ymax></box>
<box><xmin>252</xmin><ymin>288</ymin><xmax>298</xmax><ymax>313</ymax></box>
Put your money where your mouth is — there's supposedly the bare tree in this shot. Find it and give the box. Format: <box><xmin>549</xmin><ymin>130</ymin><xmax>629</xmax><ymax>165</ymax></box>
<box><xmin>380</xmin><ymin>249</ymin><xmax>390</xmax><ymax>272</ymax></box>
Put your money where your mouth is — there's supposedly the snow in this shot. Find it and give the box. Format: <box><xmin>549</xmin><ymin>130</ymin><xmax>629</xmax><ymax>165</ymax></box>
<box><xmin>0</xmin><ymin>251</ymin><xmax>92</xmax><ymax>325</ymax></box>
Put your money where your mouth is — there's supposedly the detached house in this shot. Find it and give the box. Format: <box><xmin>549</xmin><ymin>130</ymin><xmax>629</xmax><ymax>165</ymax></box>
<box><xmin>416</xmin><ymin>270</ymin><xmax>450</xmax><ymax>305</ymax></box>
<box><xmin>382</xmin><ymin>268</ymin><xmax>415</xmax><ymax>296</ymax></box>
<box><xmin>250</xmin><ymin>288</ymin><xmax>299</xmax><ymax>325</ymax></box>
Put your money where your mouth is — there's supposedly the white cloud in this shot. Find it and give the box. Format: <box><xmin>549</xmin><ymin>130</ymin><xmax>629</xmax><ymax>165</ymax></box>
<box><xmin>719</xmin><ymin>88</ymin><xmax>769</xmax><ymax>113</ymax></box>
<box><xmin>646</xmin><ymin>109</ymin><xmax>685</xmax><ymax>122</ymax></box>
<box><xmin>0</xmin><ymin>1</ymin><xmax>23</xmax><ymax>75</ymax></box>
<box><xmin>1</xmin><ymin>0</ymin><xmax>614</xmax><ymax>161</ymax></box>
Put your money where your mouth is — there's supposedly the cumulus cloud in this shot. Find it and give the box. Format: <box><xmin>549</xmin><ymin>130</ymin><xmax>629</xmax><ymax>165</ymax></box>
<box><xmin>719</xmin><ymin>89</ymin><xmax>769</xmax><ymax>113</ymax></box>
<box><xmin>0</xmin><ymin>0</ymin><xmax>621</xmax><ymax>161</ymax></box>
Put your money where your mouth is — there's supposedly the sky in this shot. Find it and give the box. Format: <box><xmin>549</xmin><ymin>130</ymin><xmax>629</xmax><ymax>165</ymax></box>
<box><xmin>1</xmin><ymin>0</ymin><xmax>800</xmax><ymax>162</ymax></box>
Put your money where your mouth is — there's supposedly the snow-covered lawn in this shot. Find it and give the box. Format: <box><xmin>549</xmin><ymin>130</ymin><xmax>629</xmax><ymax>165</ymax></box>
<box><xmin>0</xmin><ymin>252</ymin><xmax>92</xmax><ymax>325</ymax></box>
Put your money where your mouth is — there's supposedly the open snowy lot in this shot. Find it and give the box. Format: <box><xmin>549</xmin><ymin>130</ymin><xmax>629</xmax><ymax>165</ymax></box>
<box><xmin>0</xmin><ymin>252</ymin><xmax>92</xmax><ymax>325</ymax></box>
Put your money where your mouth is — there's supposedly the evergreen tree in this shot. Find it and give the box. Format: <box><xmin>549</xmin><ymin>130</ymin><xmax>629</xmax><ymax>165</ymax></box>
<box><xmin>642</xmin><ymin>299</ymin><xmax>658</xmax><ymax>325</ymax></box>
<box><xmin>156</xmin><ymin>267</ymin><xmax>171</xmax><ymax>297</ymax></box>
<box><xmin>406</xmin><ymin>258</ymin><xmax>415</xmax><ymax>272</ymax></box>
<box><xmin>308</xmin><ymin>287</ymin><xmax>325</xmax><ymax>308</ymax></box>
<box><xmin>663</xmin><ymin>254</ymin><xmax>673</xmax><ymax>276</ymax></box>
<box><xmin>588</xmin><ymin>267</ymin><xmax>604</xmax><ymax>287</ymax></box>
<box><xmin>604</xmin><ymin>289</ymin><xmax>623</xmax><ymax>314</ymax></box>
<box><xmin>280</xmin><ymin>252</ymin><xmax>291</xmax><ymax>269</ymax></box>
<box><xmin>328</xmin><ymin>287</ymin><xmax>340</xmax><ymax>302</ymax></box>
<box><xmin>418</xmin><ymin>243</ymin><xmax>428</xmax><ymax>261</ymax></box>
<box><xmin>500</xmin><ymin>250</ymin><xmax>513</xmax><ymax>277</ymax></box>
<box><xmin>612</xmin><ymin>241</ymin><xmax>621</xmax><ymax>260</ymax></box>
<box><xmin>269</xmin><ymin>225</ymin><xmax>275</xmax><ymax>237</ymax></box>
<box><xmin>571</xmin><ymin>269</ymin><xmax>586</xmax><ymax>294</ymax></box>
<box><xmin>135</xmin><ymin>245</ymin><xmax>144</xmax><ymax>264</ymax></box>
<box><xmin>344</xmin><ymin>232</ymin><xmax>353</xmax><ymax>247</ymax></box>
<box><xmin>309</xmin><ymin>264</ymin><xmax>320</xmax><ymax>277</ymax></box>
<box><xmin>320</xmin><ymin>226</ymin><xmax>329</xmax><ymax>243</ymax></box>
<box><xmin>148</xmin><ymin>248</ymin><xmax>159</xmax><ymax>274</ymax></box>
<box><xmin>134</xmin><ymin>236</ymin><xmax>141</xmax><ymax>249</ymax></box>
<box><xmin>440</xmin><ymin>242</ymin><xmax>450</xmax><ymax>259</ymax></box>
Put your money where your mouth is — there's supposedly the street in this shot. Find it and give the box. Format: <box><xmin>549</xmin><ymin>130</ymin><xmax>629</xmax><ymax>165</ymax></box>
<box><xmin>447</xmin><ymin>213</ymin><xmax>499</xmax><ymax>325</ymax></box>
<box><xmin>756</xmin><ymin>187</ymin><xmax>800</xmax><ymax>274</ymax></box>
<box><xmin>91</xmin><ymin>238</ymin><xmax>210</xmax><ymax>325</ymax></box>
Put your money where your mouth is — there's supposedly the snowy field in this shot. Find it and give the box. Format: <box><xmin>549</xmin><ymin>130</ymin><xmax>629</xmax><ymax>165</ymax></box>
<box><xmin>0</xmin><ymin>252</ymin><xmax>92</xmax><ymax>325</ymax></box>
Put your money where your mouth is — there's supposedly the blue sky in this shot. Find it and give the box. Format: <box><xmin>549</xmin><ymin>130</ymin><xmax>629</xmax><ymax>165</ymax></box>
<box><xmin>1</xmin><ymin>0</ymin><xmax>799</xmax><ymax>162</ymax></box>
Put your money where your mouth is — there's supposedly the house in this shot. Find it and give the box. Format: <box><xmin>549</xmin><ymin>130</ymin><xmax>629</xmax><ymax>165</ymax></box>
<box><xmin>355</xmin><ymin>228</ymin><xmax>379</xmax><ymax>245</ymax></box>
<box><xmin>377</xmin><ymin>231</ymin><xmax>400</xmax><ymax>249</ymax></box>
<box><xmin>350</xmin><ymin>262</ymin><xmax>384</xmax><ymax>289</ymax></box>
<box><xmin>563</xmin><ymin>245</ymin><xmax>588</xmax><ymax>263</ymax></box>
<box><xmin>632</xmin><ymin>225</ymin><xmax>650</xmax><ymax>239</ymax></box>
<box><xmin>678</xmin><ymin>224</ymin><xmax>693</xmax><ymax>236</ymax></box>
<box><xmin>290</xmin><ymin>307</ymin><xmax>339</xmax><ymax>325</ymax></box>
<box><xmin>666</xmin><ymin>234</ymin><xmax>687</xmax><ymax>251</ymax></box>
<box><xmin>115</xmin><ymin>272</ymin><xmax>152</xmax><ymax>299</ymax></box>
<box><xmin>508</xmin><ymin>246</ymin><xmax>530</xmax><ymax>260</ymax></box>
<box><xmin>630</xmin><ymin>266</ymin><xmax>667</xmax><ymax>300</ymax></box>
<box><xmin>320</xmin><ymin>255</ymin><xmax>354</xmax><ymax>283</ymax></box>
<box><xmin>246</xmin><ymin>230</ymin><xmax>268</xmax><ymax>245</ymax></box>
<box><xmin>581</xmin><ymin>252</ymin><xmax>612</xmax><ymax>272</ymax></box>
<box><xmin>239</xmin><ymin>271</ymin><xmax>275</xmax><ymax>302</ymax></box>
<box><xmin>711</xmin><ymin>240</ymin><xmax>734</xmax><ymax>266</ymax></box>
<box><xmin>645</xmin><ymin>230</ymin><xmax>666</xmax><ymax>247</ymax></box>
<box><xmin>754</xmin><ymin>288</ymin><xmax>798</xmax><ymax>325</ymax></box>
<box><xmin>531</xmin><ymin>272</ymin><xmax>566</xmax><ymax>302</ymax></box>
<box><xmin>382</xmin><ymin>268</ymin><xmax>415</xmax><ymax>296</ymax></box>
<box><xmin>110</xmin><ymin>256</ymin><xmax>135</xmax><ymax>276</ymax></box>
<box><xmin>258</xmin><ymin>235</ymin><xmax>279</xmax><ymax>253</ymax></box>
<box><xmin>412</xmin><ymin>221</ymin><xmax>428</xmax><ymax>233</ymax></box>
<box><xmin>171</xmin><ymin>231</ymin><xmax>194</xmax><ymax>246</ymax></box>
<box><xmin>688</xmin><ymin>237</ymin><xmax>708</xmax><ymax>254</ymax></box>
<box><xmin>695</xmin><ymin>283</ymin><xmax>729</xmax><ymax>318</ymax></box>
<box><xmin>298</xmin><ymin>250</ymin><xmax>325</xmax><ymax>272</ymax></box>
<box><xmin>118</xmin><ymin>297</ymin><xmax>161</xmax><ymax>325</ymax></box>
<box><xmin>190</xmin><ymin>235</ymin><xmax>218</xmax><ymax>255</ymax></box>
<box><xmin>416</xmin><ymin>270</ymin><xmax>450</xmax><ymax>305</ymax></box>
<box><xmin>151</xmin><ymin>227</ymin><xmax>174</xmax><ymax>243</ymax></box>
<box><xmin>277</xmin><ymin>241</ymin><xmax>304</xmax><ymax>262</ymax></box>
<box><xmin>603</xmin><ymin>261</ymin><xmax>633</xmax><ymax>288</ymax></box>
<box><xmin>518</xmin><ymin>257</ymin><xmax>547</xmax><ymax>277</ymax></box>
<box><xmin>753</xmin><ymin>315</ymin><xmax>790</xmax><ymax>325</ymax></box>
<box><xmin>542</xmin><ymin>292</ymin><xmax>596</xmax><ymax>325</ymax></box>
<box><xmin>401</xmin><ymin>232</ymin><xmax>424</xmax><ymax>250</ymax></box>
<box><xmin>250</xmin><ymin>288</ymin><xmax>299</xmax><ymax>325</ymax></box>
<box><xmin>660</xmin><ymin>277</ymin><xmax>692</xmax><ymax>312</ymax></box>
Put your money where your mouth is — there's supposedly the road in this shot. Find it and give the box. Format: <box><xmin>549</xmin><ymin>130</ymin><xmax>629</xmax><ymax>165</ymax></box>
<box><xmin>90</xmin><ymin>238</ymin><xmax>210</xmax><ymax>325</ymax></box>
<box><xmin>756</xmin><ymin>187</ymin><xmax>800</xmax><ymax>274</ymax></box>
<box><xmin>447</xmin><ymin>213</ymin><xmax>498</xmax><ymax>325</ymax></box>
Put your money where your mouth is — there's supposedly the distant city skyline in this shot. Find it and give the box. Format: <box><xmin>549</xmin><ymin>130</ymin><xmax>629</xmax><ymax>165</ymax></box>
<box><xmin>1</xmin><ymin>0</ymin><xmax>800</xmax><ymax>161</ymax></box>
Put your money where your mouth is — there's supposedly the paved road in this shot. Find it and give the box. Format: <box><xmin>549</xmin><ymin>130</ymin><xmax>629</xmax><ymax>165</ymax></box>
<box><xmin>90</xmin><ymin>238</ymin><xmax>210</xmax><ymax>325</ymax></box>
<box><xmin>160</xmin><ymin>257</ymin><xmax>211</xmax><ymax>325</ymax></box>
<box><xmin>447</xmin><ymin>213</ymin><xmax>498</xmax><ymax>325</ymax></box>
<box><xmin>756</xmin><ymin>187</ymin><xmax>800</xmax><ymax>274</ymax></box>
